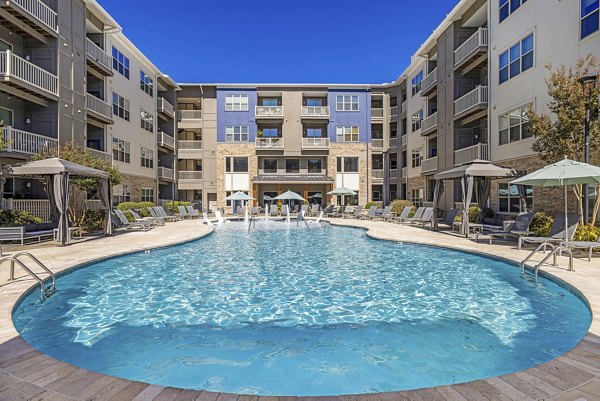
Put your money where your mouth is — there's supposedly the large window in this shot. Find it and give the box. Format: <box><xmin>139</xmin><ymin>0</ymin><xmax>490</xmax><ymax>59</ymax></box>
<box><xmin>411</xmin><ymin>189</ymin><xmax>423</xmax><ymax>208</ymax></box>
<box><xmin>336</xmin><ymin>95</ymin><xmax>359</xmax><ymax>111</ymax></box>
<box><xmin>112</xmin><ymin>92</ymin><xmax>130</xmax><ymax>121</ymax></box>
<box><xmin>336</xmin><ymin>157</ymin><xmax>359</xmax><ymax>173</ymax></box>
<box><xmin>308</xmin><ymin>158</ymin><xmax>322</xmax><ymax>173</ymax></box>
<box><xmin>112</xmin><ymin>137</ymin><xmax>130</xmax><ymax>163</ymax></box>
<box><xmin>225</xmin><ymin>95</ymin><xmax>249</xmax><ymax>111</ymax></box>
<box><xmin>286</xmin><ymin>159</ymin><xmax>300</xmax><ymax>173</ymax></box>
<box><xmin>140</xmin><ymin>71</ymin><xmax>153</xmax><ymax>96</ymax></box>
<box><xmin>336</xmin><ymin>126</ymin><xmax>359</xmax><ymax>142</ymax></box>
<box><xmin>140</xmin><ymin>147</ymin><xmax>153</xmax><ymax>168</ymax></box>
<box><xmin>499</xmin><ymin>33</ymin><xmax>534</xmax><ymax>84</ymax></box>
<box><xmin>499</xmin><ymin>0</ymin><xmax>528</xmax><ymax>23</ymax></box>
<box><xmin>113</xmin><ymin>185</ymin><xmax>131</xmax><ymax>204</ymax></box>
<box><xmin>498</xmin><ymin>183</ymin><xmax>533</xmax><ymax>213</ymax></box>
<box><xmin>411</xmin><ymin>70</ymin><xmax>424</xmax><ymax>96</ymax></box>
<box><xmin>225</xmin><ymin>126</ymin><xmax>249</xmax><ymax>142</ymax></box>
<box><xmin>141</xmin><ymin>188</ymin><xmax>154</xmax><ymax>203</ymax></box>
<box><xmin>112</xmin><ymin>47</ymin><xmax>130</xmax><ymax>79</ymax></box>
<box><xmin>306</xmin><ymin>98</ymin><xmax>323</xmax><ymax>106</ymax></box>
<box><xmin>262</xmin><ymin>128</ymin><xmax>279</xmax><ymax>137</ymax></box>
<box><xmin>140</xmin><ymin>109</ymin><xmax>153</xmax><ymax>133</ymax></box>
<box><xmin>411</xmin><ymin>150</ymin><xmax>422</xmax><ymax>168</ymax></box>
<box><xmin>306</xmin><ymin>128</ymin><xmax>323</xmax><ymax>137</ymax></box>
<box><xmin>226</xmin><ymin>157</ymin><xmax>248</xmax><ymax>172</ymax></box>
<box><xmin>0</xmin><ymin>107</ymin><xmax>13</xmax><ymax>126</ymax></box>
<box><xmin>411</xmin><ymin>109</ymin><xmax>423</xmax><ymax>132</ymax></box>
<box><xmin>582</xmin><ymin>0</ymin><xmax>600</xmax><ymax>39</ymax></box>
<box><xmin>499</xmin><ymin>104</ymin><xmax>533</xmax><ymax>144</ymax></box>
<box><xmin>263</xmin><ymin>159</ymin><xmax>278</xmax><ymax>173</ymax></box>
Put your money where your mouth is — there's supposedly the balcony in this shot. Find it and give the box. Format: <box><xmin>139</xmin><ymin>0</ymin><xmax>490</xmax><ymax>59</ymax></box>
<box><xmin>371</xmin><ymin>108</ymin><xmax>384</xmax><ymax>120</ymax></box>
<box><xmin>302</xmin><ymin>137</ymin><xmax>330</xmax><ymax>150</ymax></box>
<box><xmin>301</xmin><ymin>106</ymin><xmax>329</xmax><ymax>118</ymax></box>
<box><xmin>389</xmin><ymin>169</ymin><xmax>398</xmax><ymax>180</ymax></box>
<box><xmin>178</xmin><ymin>171</ymin><xmax>203</xmax><ymax>190</ymax></box>
<box><xmin>158</xmin><ymin>166</ymin><xmax>174</xmax><ymax>181</ymax></box>
<box><xmin>0</xmin><ymin>50</ymin><xmax>58</xmax><ymax>105</ymax></box>
<box><xmin>255</xmin><ymin>106</ymin><xmax>283</xmax><ymax>119</ymax></box>
<box><xmin>256</xmin><ymin>137</ymin><xmax>284</xmax><ymax>149</ymax></box>
<box><xmin>1</xmin><ymin>126</ymin><xmax>57</xmax><ymax>156</ymax></box>
<box><xmin>177</xmin><ymin>110</ymin><xmax>202</xmax><ymax>129</ymax></box>
<box><xmin>372</xmin><ymin>169</ymin><xmax>384</xmax><ymax>180</ymax></box>
<box><xmin>421</xmin><ymin>156</ymin><xmax>438</xmax><ymax>174</ymax></box>
<box><xmin>401</xmin><ymin>101</ymin><xmax>407</xmax><ymax>116</ymax></box>
<box><xmin>389</xmin><ymin>137</ymin><xmax>398</xmax><ymax>149</ymax></box>
<box><xmin>0</xmin><ymin>0</ymin><xmax>58</xmax><ymax>43</ymax></box>
<box><xmin>371</xmin><ymin>139</ymin><xmax>384</xmax><ymax>149</ymax></box>
<box><xmin>454</xmin><ymin>86</ymin><xmax>488</xmax><ymax>122</ymax></box>
<box><xmin>421</xmin><ymin>112</ymin><xmax>438</xmax><ymax>136</ymax></box>
<box><xmin>258</xmin><ymin>168</ymin><xmax>327</xmax><ymax>176</ymax></box>
<box><xmin>85</xmin><ymin>38</ymin><xmax>112</xmax><ymax>77</ymax></box>
<box><xmin>421</xmin><ymin>68</ymin><xmax>438</xmax><ymax>96</ymax></box>
<box><xmin>87</xmin><ymin>148</ymin><xmax>113</xmax><ymax>165</ymax></box>
<box><xmin>157</xmin><ymin>97</ymin><xmax>175</xmax><ymax>119</ymax></box>
<box><xmin>157</xmin><ymin>131</ymin><xmax>175</xmax><ymax>150</ymax></box>
<box><xmin>86</xmin><ymin>95</ymin><xmax>113</xmax><ymax>125</ymax></box>
<box><xmin>177</xmin><ymin>140</ymin><xmax>202</xmax><ymax>159</ymax></box>
<box><xmin>454</xmin><ymin>143</ymin><xmax>490</xmax><ymax>166</ymax></box>
<box><xmin>389</xmin><ymin>106</ymin><xmax>398</xmax><ymax>120</ymax></box>
<box><xmin>454</xmin><ymin>28</ymin><xmax>488</xmax><ymax>73</ymax></box>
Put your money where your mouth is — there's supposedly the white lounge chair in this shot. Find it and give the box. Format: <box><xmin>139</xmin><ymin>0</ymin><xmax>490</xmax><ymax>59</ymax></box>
<box><xmin>202</xmin><ymin>212</ymin><xmax>214</xmax><ymax>226</ymax></box>
<box><xmin>308</xmin><ymin>211</ymin><xmax>324</xmax><ymax>224</ymax></box>
<box><xmin>215</xmin><ymin>210</ymin><xmax>230</xmax><ymax>224</ymax></box>
<box><xmin>310</xmin><ymin>204</ymin><xmax>319</xmax><ymax>217</ymax></box>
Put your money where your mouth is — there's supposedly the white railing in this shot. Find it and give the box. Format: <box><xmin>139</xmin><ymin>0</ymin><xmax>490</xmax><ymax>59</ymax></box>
<box><xmin>10</xmin><ymin>0</ymin><xmax>57</xmax><ymax>32</ymax></box>
<box><xmin>302</xmin><ymin>137</ymin><xmax>329</xmax><ymax>149</ymax></box>
<box><xmin>0</xmin><ymin>50</ymin><xmax>58</xmax><ymax>96</ymax></box>
<box><xmin>157</xmin><ymin>97</ymin><xmax>174</xmax><ymax>117</ymax></box>
<box><xmin>259</xmin><ymin>168</ymin><xmax>327</xmax><ymax>175</ymax></box>
<box><xmin>389</xmin><ymin>169</ymin><xmax>398</xmax><ymax>179</ymax></box>
<box><xmin>86</xmin><ymin>95</ymin><xmax>112</xmax><ymax>120</ymax></box>
<box><xmin>454</xmin><ymin>28</ymin><xmax>489</xmax><ymax>67</ymax></box>
<box><xmin>421</xmin><ymin>112</ymin><xmax>438</xmax><ymax>133</ymax></box>
<box><xmin>178</xmin><ymin>171</ymin><xmax>203</xmax><ymax>180</ymax></box>
<box><xmin>401</xmin><ymin>135</ymin><xmax>407</xmax><ymax>147</ymax></box>
<box><xmin>178</xmin><ymin>140</ymin><xmax>202</xmax><ymax>149</ymax></box>
<box><xmin>158</xmin><ymin>167</ymin><xmax>174</xmax><ymax>180</ymax></box>
<box><xmin>454</xmin><ymin>86</ymin><xmax>488</xmax><ymax>117</ymax></box>
<box><xmin>178</xmin><ymin>110</ymin><xmax>202</xmax><ymax>120</ymax></box>
<box><xmin>301</xmin><ymin>106</ymin><xmax>329</xmax><ymax>117</ymax></box>
<box><xmin>255</xmin><ymin>106</ymin><xmax>283</xmax><ymax>117</ymax></box>
<box><xmin>371</xmin><ymin>139</ymin><xmax>383</xmax><ymax>148</ymax></box>
<box><xmin>5</xmin><ymin>199</ymin><xmax>51</xmax><ymax>221</ymax></box>
<box><xmin>1</xmin><ymin>126</ymin><xmax>57</xmax><ymax>155</ymax></box>
<box><xmin>421</xmin><ymin>156</ymin><xmax>438</xmax><ymax>172</ymax></box>
<box><xmin>372</xmin><ymin>169</ymin><xmax>384</xmax><ymax>179</ymax></box>
<box><xmin>454</xmin><ymin>143</ymin><xmax>490</xmax><ymax>165</ymax></box>
<box><xmin>401</xmin><ymin>167</ymin><xmax>407</xmax><ymax>178</ymax></box>
<box><xmin>371</xmin><ymin>108</ymin><xmax>383</xmax><ymax>119</ymax></box>
<box><xmin>389</xmin><ymin>106</ymin><xmax>398</xmax><ymax>118</ymax></box>
<box><xmin>85</xmin><ymin>38</ymin><xmax>111</xmax><ymax>71</ymax></box>
<box><xmin>401</xmin><ymin>101</ymin><xmax>407</xmax><ymax>115</ymax></box>
<box><xmin>389</xmin><ymin>138</ymin><xmax>398</xmax><ymax>148</ymax></box>
<box><xmin>157</xmin><ymin>131</ymin><xmax>175</xmax><ymax>148</ymax></box>
<box><xmin>256</xmin><ymin>137</ymin><xmax>284</xmax><ymax>149</ymax></box>
<box><xmin>87</xmin><ymin>148</ymin><xmax>113</xmax><ymax>164</ymax></box>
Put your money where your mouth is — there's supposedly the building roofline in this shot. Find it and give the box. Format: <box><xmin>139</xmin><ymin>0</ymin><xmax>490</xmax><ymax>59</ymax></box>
<box><xmin>177</xmin><ymin>83</ymin><xmax>396</xmax><ymax>90</ymax></box>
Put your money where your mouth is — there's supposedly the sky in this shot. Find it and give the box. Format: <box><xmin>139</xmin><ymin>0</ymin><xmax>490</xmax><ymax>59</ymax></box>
<box><xmin>97</xmin><ymin>0</ymin><xmax>458</xmax><ymax>84</ymax></box>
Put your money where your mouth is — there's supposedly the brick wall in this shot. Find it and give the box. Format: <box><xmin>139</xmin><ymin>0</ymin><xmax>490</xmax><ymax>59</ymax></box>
<box><xmin>216</xmin><ymin>143</ymin><xmax>258</xmax><ymax>209</ymax></box>
<box><xmin>328</xmin><ymin>143</ymin><xmax>369</xmax><ymax>205</ymax></box>
<box><xmin>116</xmin><ymin>174</ymin><xmax>157</xmax><ymax>203</ymax></box>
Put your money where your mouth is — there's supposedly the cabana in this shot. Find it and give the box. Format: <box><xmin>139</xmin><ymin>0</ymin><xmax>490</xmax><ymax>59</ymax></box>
<box><xmin>10</xmin><ymin>158</ymin><xmax>112</xmax><ymax>245</ymax></box>
<box><xmin>432</xmin><ymin>160</ymin><xmax>515</xmax><ymax>236</ymax></box>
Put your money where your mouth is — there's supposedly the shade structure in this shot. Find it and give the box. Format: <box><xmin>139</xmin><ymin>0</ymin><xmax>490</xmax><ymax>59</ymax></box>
<box><xmin>511</xmin><ymin>158</ymin><xmax>600</xmax><ymax>241</ymax></box>
<box><xmin>327</xmin><ymin>187</ymin><xmax>358</xmax><ymax>196</ymax></box>
<box><xmin>224</xmin><ymin>191</ymin><xmax>255</xmax><ymax>201</ymax></box>
<box><xmin>273</xmin><ymin>190</ymin><xmax>305</xmax><ymax>201</ymax></box>
<box><xmin>434</xmin><ymin>159</ymin><xmax>515</xmax><ymax>181</ymax></box>
<box><xmin>11</xmin><ymin>157</ymin><xmax>110</xmax><ymax>179</ymax></box>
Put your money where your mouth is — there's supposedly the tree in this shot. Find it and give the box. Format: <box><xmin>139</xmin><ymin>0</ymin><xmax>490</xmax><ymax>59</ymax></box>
<box><xmin>528</xmin><ymin>54</ymin><xmax>600</xmax><ymax>224</ymax></box>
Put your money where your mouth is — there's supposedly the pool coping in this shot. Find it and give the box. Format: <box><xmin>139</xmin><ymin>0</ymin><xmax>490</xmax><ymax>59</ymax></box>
<box><xmin>2</xmin><ymin>218</ymin><xmax>600</xmax><ymax>400</ymax></box>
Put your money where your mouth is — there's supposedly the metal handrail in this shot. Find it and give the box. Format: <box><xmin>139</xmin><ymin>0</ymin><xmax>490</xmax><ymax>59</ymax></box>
<box><xmin>13</xmin><ymin>252</ymin><xmax>56</xmax><ymax>288</ymax></box>
<box><xmin>533</xmin><ymin>247</ymin><xmax>574</xmax><ymax>281</ymax></box>
<box><xmin>520</xmin><ymin>242</ymin><xmax>557</xmax><ymax>272</ymax></box>
<box><xmin>1</xmin><ymin>255</ymin><xmax>53</xmax><ymax>299</ymax></box>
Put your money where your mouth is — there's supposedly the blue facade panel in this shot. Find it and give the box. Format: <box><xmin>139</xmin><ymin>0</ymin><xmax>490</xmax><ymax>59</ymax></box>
<box><xmin>327</xmin><ymin>90</ymin><xmax>371</xmax><ymax>143</ymax></box>
<box><xmin>216</xmin><ymin>88</ymin><xmax>257</xmax><ymax>143</ymax></box>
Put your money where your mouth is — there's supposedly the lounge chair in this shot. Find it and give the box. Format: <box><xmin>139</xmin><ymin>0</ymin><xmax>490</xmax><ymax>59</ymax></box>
<box><xmin>215</xmin><ymin>210</ymin><xmax>230</xmax><ymax>224</ymax></box>
<box><xmin>560</xmin><ymin>241</ymin><xmax>600</xmax><ymax>261</ymax></box>
<box><xmin>308</xmin><ymin>211</ymin><xmax>324</xmax><ymax>224</ymax></box>
<box><xmin>328</xmin><ymin>206</ymin><xmax>344</xmax><ymax>218</ymax></box>
<box><xmin>251</xmin><ymin>207</ymin><xmax>259</xmax><ymax>216</ymax></box>
<box><xmin>186</xmin><ymin>206</ymin><xmax>201</xmax><ymax>219</ymax></box>
<box><xmin>480</xmin><ymin>212</ymin><xmax>535</xmax><ymax>244</ymax></box>
<box><xmin>378</xmin><ymin>206</ymin><xmax>393</xmax><ymax>221</ymax></box>
<box><xmin>177</xmin><ymin>205</ymin><xmax>191</xmax><ymax>219</ymax></box>
<box><xmin>518</xmin><ymin>213</ymin><xmax>580</xmax><ymax>250</ymax></box>
<box><xmin>129</xmin><ymin>209</ymin><xmax>163</xmax><ymax>226</ymax></box>
<box><xmin>153</xmin><ymin>206</ymin><xmax>180</xmax><ymax>222</ymax></box>
<box><xmin>359</xmin><ymin>206</ymin><xmax>377</xmax><ymax>220</ymax></box>
<box><xmin>403</xmin><ymin>207</ymin><xmax>425</xmax><ymax>224</ymax></box>
<box><xmin>310</xmin><ymin>204</ymin><xmax>319</xmax><ymax>217</ymax></box>
<box><xmin>322</xmin><ymin>205</ymin><xmax>334</xmax><ymax>216</ymax></box>
<box><xmin>202</xmin><ymin>212</ymin><xmax>214</xmax><ymax>226</ymax></box>
<box><xmin>147</xmin><ymin>207</ymin><xmax>167</xmax><ymax>224</ymax></box>
<box><xmin>300</xmin><ymin>204</ymin><xmax>309</xmax><ymax>216</ymax></box>
<box><xmin>113</xmin><ymin>210</ymin><xmax>151</xmax><ymax>231</ymax></box>
<box><xmin>347</xmin><ymin>205</ymin><xmax>363</xmax><ymax>219</ymax></box>
<box><xmin>411</xmin><ymin>207</ymin><xmax>434</xmax><ymax>228</ymax></box>
<box><xmin>393</xmin><ymin>206</ymin><xmax>412</xmax><ymax>223</ymax></box>
<box><xmin>269</xmin><ymin>204</ymin><xmax>279</xmax><ymax>217</ymax></box>
<box><xmin>436</xmin><ymin>208</ymin><xmax>459</xmax><ymax>229</ymax></box>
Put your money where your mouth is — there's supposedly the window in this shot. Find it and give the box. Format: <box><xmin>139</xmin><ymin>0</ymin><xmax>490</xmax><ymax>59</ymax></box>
<box><xmin>498</xmin><ymin>183</ymin><xmax>533</xmax><ymax>213</ymax></box>
<box><xmin>336</xmin><ymin>126</ymin><xmax>359</xmax><ymax>142</ymax></box>
<box><xmin>499</xmin><ymin>33</ymin><xmax>534</xmax><ymax>84</ymax></box>
<box><xmin>372</xmin><ymin>186</ymin><xmax>382</xmax><ymax>202</ymax></box>
<box><xmin>140</xmin><ymin>147</ymin><xmax>153</xmax><ymax>168</ymax></box>
<box><xmin>411</xmin><ymin>109</ymin><xmax>424</xmax><ymax>132</ymax></box>
<box><xmin>306</xmin><ymin>128</ymin><xmax>323</xmax><ymax>137</ymax></box>
<box><xmin>0</xmin><ymin>39</ymin><xmax>13</xmax><ymax>52</ymax></box>
<box><xmin>113</xmin><ymin>185</ymin><xmax>131</xmax><ymax>204</ymax></box>
<box><xmin>0</xmin><ymin>107</ymin><xmax>13</xmax><ymax>126</ymax></box>
<box><xmin>112</xmin><ymin>92</ymin><xmax>130</xmax><ymax>121</ymax></box>
<box><xmin>225</xmin><ymin>95</ymin><xmax>249</xmax><ymax>111</ymax></box>
<box><xmin>112</xmin><ymin>137</ymin><xmax>130</xmax><ymax>163</ymax></box>
<box><xmin>141</xmin><ymin>188</ymin><xmax>154</xmax><ymax>203</ymax></box>
<box><xmin>195</xmin><ymin>160</ymin><xmax>203</xmax><ymax>171</ymax></box>
<box><xmin>412</xmin><ymin>150</ymin><xmax>422</xmax><ymax>168</ymax></box>
<box><xmin>225</xmin><ymin>126</ymin><xmax>249</xmax><ymax>142</ymax></box>
<box><xmin>411</xmin><ymin>189</ymin><xmax>423</xmax><ymax>208</ymax></box>
<box><xmin>262</xmin><ymin>128</ymin><xmax>279</xmax><ymax>137</ymax></box>
<box><xmin>226</xmin><ymin>157</ymin><xmax>248</xmax><ymax>172</ymax></box>
<box><xmin>499</xmin><ymin>104</ymin><xmax>533</xmax><ymax>144</ymax></box>
<box><xmin>140</xmin><ymin>71</ymin><xmax>153</xmax><ymax>96</ymax></box>
<box><xmin>336</xmin><ymin>157</ymin><xmax>359</xmax><ymax>173</ymax></box>
<box><xmin>261</xmin><ymin>98</ymin><xmax>279</xmax><ymax>106</ymax></box>
<box><xmin>306</xmin><ymin>98</ymin><xmax>323</xmax><ymax>106</ymax></box>
<box><xmin>499</xmin><ymin>0</ymin><xmax>528</xmax><ymax>23</ymax></box>
<box><xmin>112</xmin><ymin>47</ymin><xmax>130</xmax><ymax>79</ymax></box>
<box><xmin>308</xmin><ymin>159</ymin><xmax>322</xmax><ymax>173</ymax></box>
<box><xmin>411</xmin><ymin>70</ymin><xmax>424</xmax><ymax>95</ymax></box>
<box><xmin>140</xmin><ymin>109</ymin><xmax>153</xmax><ymax>132</ymax></box>
<box><xmin>428</xmin><ymin>137</ymin><xmax>438</xmax><ymax>158</ymax></box>
<box><xmin>582</xmin><ymin>0</ymin><xmax>600</xmax><ymax>38</ymax></box>
<box><xmin>336</xmin><ymin>95</ymin><xmax>359</xmax><ymax>111</ymax></box>
<box><xmin>286</xmin><ymin>159</ymin><xmax>300</xmax><ymax>173</ymax></box>
<box><xmin>263</xmin><ymin>159</ymin><xmax>278</xmax><ymax>173</ymax></box>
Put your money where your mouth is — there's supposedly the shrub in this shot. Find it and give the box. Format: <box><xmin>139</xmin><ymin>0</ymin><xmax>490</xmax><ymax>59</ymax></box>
<box><xmin>79</xmin><ymin>209</ymin><xmax>107</xmax><ymax>232</ymax></box>
<box><xmin>0</xmin><ymin>210</ymin><xmax>43</xmax><ymax>226</ymax></box>
<box><xmin>574</xmin><ymin>224</ymin><xmax>600</xmax><ymax>242</ymax></box>
<box><xmin>529</xmin><ymin>212</ymin><xmax>553</xmax><ymax>237</ymax></box>
<box><xmin>164</xmin><ymin>200</ymin><xmax>191</xmax><ymax>214</ymax></box>
<box><xmin>364</xmin><ymin>201</ymin><xmax>382</xmax><ymax>210</ymax></box>
<box><xmin>390</xmin><ymin>199</ymin><xmax>416</xmax><ymax>217</ymax></box>
<box><xmin>454</xmin><ymin>206</ymin><xmax>482</xmax><ymax>223</ymax></box>
<box><xmin>117</xmin><ymin>201</ymin><xmax>155</xmax><ymax>220</ymax></box>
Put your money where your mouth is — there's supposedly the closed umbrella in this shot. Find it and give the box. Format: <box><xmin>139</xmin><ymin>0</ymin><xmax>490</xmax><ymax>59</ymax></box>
<box><xmin>327</xmin><ymin>187</ymin><xmax>357</xmax><ymax>209</ymax></box>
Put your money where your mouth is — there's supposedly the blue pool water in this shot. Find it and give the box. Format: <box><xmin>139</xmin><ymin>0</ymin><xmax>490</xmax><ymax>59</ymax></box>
<box><xmin>13</xmin><ymin>222</ymin><xmax>591</xmax><ymax>396</ymax></box>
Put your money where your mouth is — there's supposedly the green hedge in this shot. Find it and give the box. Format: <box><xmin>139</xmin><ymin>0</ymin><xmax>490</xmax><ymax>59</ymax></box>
<box><xmin>454</xmin><ymin>206</ymin><xmax>481</xmax><ymax>223</ymax></box>
<box><xmin>390</xmin><ymin>199</ymin><xmax>416</xmax><ymax>217</ymax></box>
<box><xmin>164</xmin><ymin>201</ymin><xmax>192</xmax><ymax>214</ymax></box>
<box><xmin>117</xmin><ymin>201</ymin><xmax>155</xmax><ymax>221</ymax></box>
<box><xmin>364</xmin><ymin>201</ymin><xmax>382</xmax><ymax>209</ymax></box>
<box><xmin>529</xmin><ymin>212</ymin><xmax>553</xmax><ymax>237</ymax></box>
<box><xmin>0</xmin><ymin>210</ymin><xmax>42</xmax><ymax>226</ymax></box>
<box><xmin>574</xmin><ymin>224</ymin><xmax>600</xmax><ymax>242</ymax></box>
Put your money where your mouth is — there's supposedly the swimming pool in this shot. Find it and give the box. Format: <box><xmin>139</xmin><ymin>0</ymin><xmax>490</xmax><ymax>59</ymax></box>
<box><xmin>13</xmin><ymin>221</ymin><xmax>592</xmax><ymax>396</ymax></box>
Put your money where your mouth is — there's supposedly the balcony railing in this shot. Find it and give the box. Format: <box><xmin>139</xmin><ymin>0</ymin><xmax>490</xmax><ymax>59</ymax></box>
<box><xmin>454</xmin><ymin>28</ymin><xmax>488</xmax><ymax>68</ymax></box>
<box><xmin>0</xmin><ymin>50</ymin><xmax>58</xmax><ymax>97</ymax></box>
<box><xmin>86</xmin><ymin>95</ymin><xmax>112</xmax><ymax>121</ymax></box>
<box><xmin>302</xmin><ymin>137</ymin><xmax>330</xmax><ymax>149</ymax></box>
<box><xmin>9</xmin><ymin>0</ymin><xmax>58</xmax><ymax>33</ymax></box>
<box><xmin>401</xmin><ymin>167</ymin><xmax>407</xmax><ymax>178</ymax></box>
<box><xmin>389</xmin><ymin>138</ymin><xmax>398</xmax><ymax>148</ymax></box>
<box><xmin>389</xmin><ymin>106</ymin><xmax>398</xmax><ymax>119</ymax></box>
<box><xmin>157</xmin><ymin>97</ymin><xmax>174</xmax><ymax>118</ymax></box>
<box><xmin>454</xmin><ymin>86</ymin><xmax>488</xmax><ymax>118</ymax></box>
<box><xmin>255</xmin><ymin>106</ymin><xmax>283</xmax><ymax>117</ymax></box>
<box><xmin>256</xmin><ymin>137</ymin><xmax>284</xmax><ymax>149</ymax></box>
<box><xmin>371</xmin><ymin>139</ymin><xmax>383</xmax><ymax>149</ymax></box>
<box><xmin>158</xmin><ymin>167</ymin><xmax>174</xmax><ymax>180</ymax></box>
<box><xmin>401</xmin><ymin>101</ymin><xmax>407</xmax><ymax>115</ymax></box>
<box><xmin>421</xmin><ymin>68</ymin><xmax>438</xmax><ymax>95</ymax></box>
<box><xmin>157</xmin><ymin>131</ymin><xmax>175</xmax><ymax>149</ymax></box>
<box><xmin>178</xmin><ymin>140</ymin><xmax>202</xmax><ymax>150</ymax></box>
<box><xmin>421</xmin><ymin>112</ymin><xmax>438</xmax><ymax>134</ymax></box>
<box><xmin>178</xmin><ymin>110</ymin><xmax>202</xmax><ymax>120</ymax></box>
<box><xmin>421</xmin><ymin>156</ymin><xmax>438</xmax><ymax>173</ymax></box>
<box><xmin>401</xmin><ymin>135</ymin><xmax>407</xmax><ymax>147</ymax></box>
<box><xmin>178</xmin><ymin>171</ymin><xmax>203</xmax><ymax>180</ymax></box>
<box><xmin>85</xmin><ymin>38</ymin><xmax>111</xmax><ymax>73</ymax></box>
<box><xmin>389</xmin><ymin>169</ymin><xmax>398</xmax><ymax>179</ymax></box>
<box><xmin>371</xmin><ymin>108</ymin><xmax>383</xmax><ymax>119</ymax></box>
<box><xmin>454</xmin><ymin>143</ymin><xmax>490</xmax><ymax>165</ymax></box>
<box><xmin>259</xmin><ymin>168</ymin><xmax>327</xmax><ymax>175</ymax></box>
<box><xmin>87</xmin><ymin>148</ymin><xmax>113</xmax><ymax>164</ymax></box>
<box><xmin>1</xmin><ymin>126</ymin><xmax>57</xmax><ymax>155</ymax></box>
<box><xmin>372</xmin><ymin>169</ymin><xmax>384</xmax><ymax>179</ymax></box>
<box><xmin>301</xmin><ymin>106</ymin><xmax>329</xmax><ymax>117</ymax></box>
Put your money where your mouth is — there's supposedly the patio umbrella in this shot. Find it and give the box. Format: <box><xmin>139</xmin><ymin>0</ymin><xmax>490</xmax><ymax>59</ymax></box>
<box><xmin>273</xmin><ymin>190</ymin><xmax>305</xmax><ymax>202</ymax></box>
<box><xmin>327</xmin><ymin>187</ymin><xmax>357</xmax><ymax>208</ymax></box>
<box><xmin>224</xmin><ymin>192</ymin><xmax>255</xmax><ymax>223</ymax></box>
<box><xmin>511</xmin><ymin>157</ymin><xmax>600</xmax><ymax>242</ymax></box>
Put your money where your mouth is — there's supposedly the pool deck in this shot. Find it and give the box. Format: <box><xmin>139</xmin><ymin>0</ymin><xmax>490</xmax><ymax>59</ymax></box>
<box><xmin>1</xmin><ymin>218</ymin><xmax>600</xmax><ymax>400</ymax></box>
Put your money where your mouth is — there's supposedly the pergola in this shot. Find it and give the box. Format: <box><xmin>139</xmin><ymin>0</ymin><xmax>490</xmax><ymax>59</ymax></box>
<box><xmin>10</xmin><ymin>158</ymin><xmax>112</xmax><ymax>245</ymax></box>
<box><xmin>432</xmin><ymin>160</ymin><xmax>515</xmax><ymax>236</ymax></box>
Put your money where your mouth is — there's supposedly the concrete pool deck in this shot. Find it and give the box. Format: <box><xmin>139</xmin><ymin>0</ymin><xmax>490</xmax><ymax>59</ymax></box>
<box><xmin>0</xmin><ymin>217</ymin><xmax>599</xmax><ymax>400</ymax></box>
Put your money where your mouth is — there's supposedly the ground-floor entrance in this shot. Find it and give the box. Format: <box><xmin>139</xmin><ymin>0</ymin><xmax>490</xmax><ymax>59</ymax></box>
<box><xmin>253</xmin><ymin>183</ymin><xmax>334</xmax><ymax>209</ymax></box>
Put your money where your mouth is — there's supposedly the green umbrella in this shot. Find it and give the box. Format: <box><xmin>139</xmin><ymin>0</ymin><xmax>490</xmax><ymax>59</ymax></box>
<box><xmin>327</xmin><ymin>187</ymin><xmax>357</xmax><ymax>208</ymax></box>
<box><xmin>273</xmin><ymin>190</ymin><xmax>305</xmax><ymax>201</ymax></box>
